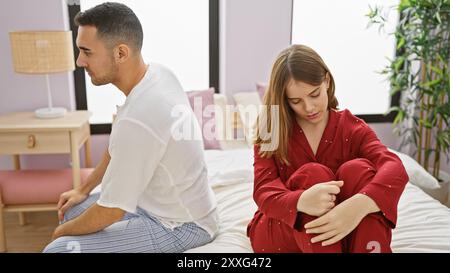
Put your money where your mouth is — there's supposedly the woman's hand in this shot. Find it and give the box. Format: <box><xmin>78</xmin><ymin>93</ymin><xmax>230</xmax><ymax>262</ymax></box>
<box><xmin>304</xmin><ymin>194</ymin><xmax>371</xmax><ymax>246</ymax></box>
<box><xmin>297</xmin><ymin>180</ymin><xmax>343</xmax><ymax>216</ymax></box>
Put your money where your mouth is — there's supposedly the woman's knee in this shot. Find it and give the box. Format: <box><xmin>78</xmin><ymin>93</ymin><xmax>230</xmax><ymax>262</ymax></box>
<box><xmin>288</xmin><ymin>163</ymin><xmax>335</xmax><ymax>190</ymax></box>
<box><xmin>336</xmin><ymin>158</ymin><xmax>375</xmax><ymax>200</ymax></box>
<box><xmin>336</xmin><ymin>158</ymin><xmax>373</xmax><ymax>179</ymax></box>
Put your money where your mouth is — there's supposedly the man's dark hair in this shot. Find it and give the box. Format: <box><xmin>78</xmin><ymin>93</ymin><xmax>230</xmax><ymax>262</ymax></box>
<box><xmin>75</xmin><ymin>2</ymin><xmax>143</xmax><ymax>52</ymax></box>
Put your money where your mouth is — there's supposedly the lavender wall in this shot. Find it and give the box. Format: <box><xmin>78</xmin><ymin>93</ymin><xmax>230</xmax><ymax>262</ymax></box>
<box><xmin>0</xmin><ymin>0</ymin><xmax>448</xmax><ymax>175</ymax></box>
<box><xmin>0</xmin><ymin>0</ymin><xmax>74</xmax><ymax>115</ymax></box>
<box><xmin>220</xmin><ymin>0</ymin><xmax>292</xmax><ymax>100</ymax></box>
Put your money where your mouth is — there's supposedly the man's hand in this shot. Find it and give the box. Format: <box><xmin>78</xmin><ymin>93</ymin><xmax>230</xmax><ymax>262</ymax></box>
<box><xmin>57</xmin><ymin>189</ymin><xmax>88</xmax><ymax>221</ymax></box>
<box><xmin>51</xmin><ymin>204</ymin><xmax>125</xmax><ymax>242</ymax></box>
<box><xmin>51</xmin><ymin>225</ymin><xmax>65</xmax><ymax>241</ymax></box>
<box><xmin>297</xmin><ymin>180</ymin><xmax>344</xmax><ymax>216</ymax></box>
<box><xmin>304</xmin><ymin>194</ymin><xmax>374</xmax><ymax>246</ymax></box>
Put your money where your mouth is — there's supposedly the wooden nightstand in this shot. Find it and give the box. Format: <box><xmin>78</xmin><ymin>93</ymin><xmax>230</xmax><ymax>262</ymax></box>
<box><xmin>0</xmin><ymin>111</ymin><xmax>92</xmax><ymax>181</ymax></box>
<box><xmin>0</xmin><ymin>111</ymin><xmax>92</xmax><ymax>225</ymax></box>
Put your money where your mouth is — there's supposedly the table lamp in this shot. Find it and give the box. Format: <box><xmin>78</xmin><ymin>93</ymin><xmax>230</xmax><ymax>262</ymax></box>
<box><xmin>9</xmin><ymin>31</ymin><xmax>75</xmax><ymax>119</ymax></box>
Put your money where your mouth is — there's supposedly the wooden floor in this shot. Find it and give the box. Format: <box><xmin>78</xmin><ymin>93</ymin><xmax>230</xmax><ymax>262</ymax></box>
<box><xmin>3</xmin><ymin>211</ymin><xmax>58</xmax><ymax>253</ymax></box>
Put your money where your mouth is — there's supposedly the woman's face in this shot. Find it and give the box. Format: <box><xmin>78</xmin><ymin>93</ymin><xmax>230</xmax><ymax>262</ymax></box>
<box><xmin>285</xmin><ymin>77</ymin><xmax>329</xmax><ymax>126</ymax></box>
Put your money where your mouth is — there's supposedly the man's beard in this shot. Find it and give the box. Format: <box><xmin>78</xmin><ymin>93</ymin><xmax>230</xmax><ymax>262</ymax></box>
<box><xmin>90</xmin><ymin>61</ymin><xmax>118</xmax><ymax>86</ymax></box>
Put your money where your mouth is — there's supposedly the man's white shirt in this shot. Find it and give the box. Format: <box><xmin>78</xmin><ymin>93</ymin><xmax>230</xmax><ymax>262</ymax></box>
<box><xmin>97</xmin><ymin>63</ymin><xmax>219</xmax><ymax>238</ymax></box>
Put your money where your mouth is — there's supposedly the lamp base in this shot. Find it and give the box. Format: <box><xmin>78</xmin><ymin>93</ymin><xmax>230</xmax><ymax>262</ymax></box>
<box><xmin>35</xmin><ymin>107</ymin><xmax>67</xmax><ymax>119</ymax></box>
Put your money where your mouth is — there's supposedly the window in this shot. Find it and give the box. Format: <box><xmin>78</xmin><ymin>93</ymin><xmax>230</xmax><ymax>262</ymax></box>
<box><xmin>291</xmin><ymin>0</ymin><xmax>400</xmax><ymax>122</ymax></box>
<box><xmin>68</xmin><ymin>0</ymin><xmax>219</xmax><ymax>133</ymax></box>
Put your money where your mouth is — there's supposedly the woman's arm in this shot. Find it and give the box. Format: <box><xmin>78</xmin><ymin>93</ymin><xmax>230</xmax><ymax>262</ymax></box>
<box><xmin>355</xmin><ymin>124</ymin><xmax>409</xmax><ymax>227</ymax></box>
<box><xmin>303</xmin><ymin>193</ymin><xmax>380</xmax><ymax>246</ymax></box>
<box><xmin>302</xmin><ymin>121</ymin><xmax>409</xmax><ymax>246</ymax></box>
<box><xmin>253</xmin><ymin>145</ymin><xmax>304</xmax><ymax>228</ymax></box>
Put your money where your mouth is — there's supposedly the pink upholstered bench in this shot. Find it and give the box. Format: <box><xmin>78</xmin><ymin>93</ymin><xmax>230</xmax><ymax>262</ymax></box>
<box><xmin>0</xmin><ymin>168</ymin><xmax>93</xmax><ymax>252</ymax></box>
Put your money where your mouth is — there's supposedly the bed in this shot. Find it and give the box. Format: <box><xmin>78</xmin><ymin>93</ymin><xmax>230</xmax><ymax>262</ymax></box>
<box><xmin>186</xmin><ymin>148</ymin><xmax>450</xmax><ymax>253</ymax></box>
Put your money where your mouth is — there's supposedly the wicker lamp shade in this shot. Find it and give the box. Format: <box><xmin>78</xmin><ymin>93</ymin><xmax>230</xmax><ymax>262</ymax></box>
<box><xmin>9</xmin><ymin>31</ymin><xmax>75</xmax><ymax>74</ymax></box>
<box><xmin>8</xmin><ymin>31</ymin><xmax>75</xmax><ymax>118</ymax></box>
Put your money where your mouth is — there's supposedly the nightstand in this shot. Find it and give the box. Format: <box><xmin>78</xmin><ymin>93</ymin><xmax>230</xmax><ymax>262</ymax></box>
<box><xmin>0</xmin><ymin>111</ymin><xmax>92</xmax><ymax>225</ymax></box>
<box><xmin>0</xmin><ymin>111</ymin><xmax>92</xmax><ymax>178</ymax></box>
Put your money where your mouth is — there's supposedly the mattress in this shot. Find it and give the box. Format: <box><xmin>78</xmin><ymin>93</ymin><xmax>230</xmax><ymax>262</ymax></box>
<box><xmin>186</xmin><ymin>148</ymin><xmax>450</xmax><ymax>253</ymax></box>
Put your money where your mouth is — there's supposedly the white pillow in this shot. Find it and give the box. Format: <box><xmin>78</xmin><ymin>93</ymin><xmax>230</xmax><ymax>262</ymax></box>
<box><xmin>233</xmin><ymin>91</ymin><xmax>262</xmax><ymax>147</ymax></box>
<box><xmin>213</xmin><ymin>93</ymin><xmax>228</xmax><ymax>145</ymax></box>
<box><xmin>388</xmin><ymin>148</ymin><xmax>440</xmax><ymax>190</ymax></box>
<box><xmin>213</xmin><ymin>93</ymin><xmax>249</xmax><ymax>150</ymax></box>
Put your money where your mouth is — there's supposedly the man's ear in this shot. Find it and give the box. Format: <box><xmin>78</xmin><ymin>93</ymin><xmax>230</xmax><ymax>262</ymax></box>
<box><xmin>114</xmin><ymin>44</ymin><xmax>130</xmax><ymax>63</ymax></box>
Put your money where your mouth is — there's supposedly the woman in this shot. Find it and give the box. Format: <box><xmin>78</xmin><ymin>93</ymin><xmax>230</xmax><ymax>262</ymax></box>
<box><xmin>247</xmin><ymin>44</ymin><xmax>409</xmax><ymax>253</ymax></box>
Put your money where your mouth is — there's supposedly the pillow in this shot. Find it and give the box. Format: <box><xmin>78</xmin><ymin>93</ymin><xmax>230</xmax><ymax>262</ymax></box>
<box><xmin>212</xmin><ymin>93</ymin><xmax>230</xmax><ymax>148</ymax></box>
<box><xmin>213</xmin><ymin>93</ymin><xmax>249</xmax><ymax>150</ymax></box>
<box><xmin>186</xmin><ymin>88</ymin><xmax>221</xmax><ymax>149</ymax></box>
<box><xmin>256</xmin><ymin>82</ymin><xmax>268</xmax><ymax>100</ymax></box>
<box><xmin>233</xmin><ymin>91</ymin><xmax>262</xmax><ymax>147</ymax></box>
<box><xmin>388</xmin><ymin>148</ymin><xmax>440</xmax><ymax>190</ymax></box>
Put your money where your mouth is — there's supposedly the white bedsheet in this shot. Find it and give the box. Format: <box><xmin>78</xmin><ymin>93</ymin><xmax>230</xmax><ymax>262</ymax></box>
<box><xmin>186</xmin><ymin>148</ymin><xmax>450</xmax><ymax>253</ymax></box>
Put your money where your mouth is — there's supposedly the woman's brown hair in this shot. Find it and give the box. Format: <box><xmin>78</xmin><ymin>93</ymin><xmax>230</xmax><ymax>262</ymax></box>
<box><xmin>254</xmin><ymin>44</ymin><xmax>338</xmax><ymax>165</ymax></box>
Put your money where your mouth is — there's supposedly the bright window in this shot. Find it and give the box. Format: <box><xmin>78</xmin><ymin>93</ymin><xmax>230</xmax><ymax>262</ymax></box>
<box><xmin>291</xmin><ymin>0</ymin><xmax>399</xmax><ymax>115</ymax></box>
<box><xmin>80</xmin><ymin>0</ymin><xmax>209</xmax><ymax>124</ymax></box>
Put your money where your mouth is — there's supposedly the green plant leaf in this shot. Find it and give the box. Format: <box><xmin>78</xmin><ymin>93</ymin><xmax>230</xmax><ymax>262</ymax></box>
<box><xmin>420</xmin><ymin>78</ymin><xmax>442</xmax><ymax>88</ymax></box>
<box><xmin>393</xmin><ymin>109</ymin><xmax>406</xmax><ymax>125</ymax></box>
<box><xmin>429</xmin><ymin>65</ymin><xmax>443</xmax><ymax>76</ymax></box>
<box><xmin>399</xmin><ymin>0</ymin><xmax>411</xmax><ymax>11</ymax></box>
<box><xmin>435</xmin><ymin>12</ymin><xmax>442</xmax><ymax>24</ymax></box>
<box><xmin>423</xmin><ymin>120</ymin><xmax>433</xmax><ymax>129</ymax></box>
<box><xmin>368</xmin><ymin>0</ymin><xmax>450</xmax><ymax>178</ymax></box>
<box><xmin>387</xmin><ymin>106</ymin><xmax>401</xmax><ymax>114</ymax></box>
<box><xmin>397</xmin><ymin>37</ymin><xmax>406</xmax><ymax>49</ymax></box>
<box><xmin>394</xmin><ymin>56</ymin><xmax>406</xmax><ymax>72</ymax></box>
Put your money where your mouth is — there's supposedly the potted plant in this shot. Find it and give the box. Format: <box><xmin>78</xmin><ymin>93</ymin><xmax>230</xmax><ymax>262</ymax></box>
<box><xmin>367</xmin><ymin>0</ymin><xmax>450</xmax><ymax>182</ymax></box>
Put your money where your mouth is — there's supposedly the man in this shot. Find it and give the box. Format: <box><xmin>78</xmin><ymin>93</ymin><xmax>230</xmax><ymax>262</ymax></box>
<box><xmin>43</xmin><ymin>2</ymin><xmax>218</xmax><ymax>253</ymax></box>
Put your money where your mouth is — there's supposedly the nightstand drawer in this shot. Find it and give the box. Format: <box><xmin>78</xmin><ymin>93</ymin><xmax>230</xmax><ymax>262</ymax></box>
<box><xmin>0</xmin><ymin>131</ymin><xmax>70</xmax><ymax>154</ymax></box>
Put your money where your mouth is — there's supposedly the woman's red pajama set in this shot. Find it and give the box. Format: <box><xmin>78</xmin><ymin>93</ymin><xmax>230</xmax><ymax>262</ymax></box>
<box><xmin>247</xmin><ymin>109</ymin><xmax>409</xmax><ymax>253</ymax></box>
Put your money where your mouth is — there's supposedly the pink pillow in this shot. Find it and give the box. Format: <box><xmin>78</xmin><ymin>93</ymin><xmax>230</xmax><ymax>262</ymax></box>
<box><xmin>186</xmin><ymin>88</ymin><xmax>221</xmax><ymax>150</ymax></box>
<box><xmin>256</xmin><ymin>82</ymin><xmax>268</xmax><ymax>100</ymax></box>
